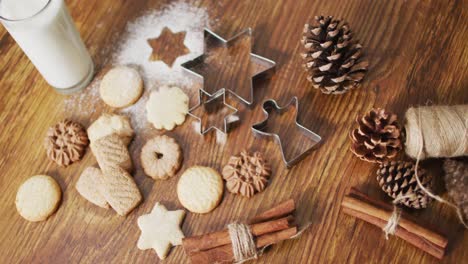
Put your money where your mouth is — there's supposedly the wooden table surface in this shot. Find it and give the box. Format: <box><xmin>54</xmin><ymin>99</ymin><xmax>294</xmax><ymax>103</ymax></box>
<box><xmin>1</xmin><ymin>0</ymin><xmax>467</xmax><ymax>263</ymax></box>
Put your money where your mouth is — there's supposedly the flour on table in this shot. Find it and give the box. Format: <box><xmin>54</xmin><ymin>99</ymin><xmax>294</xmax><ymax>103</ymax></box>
<box><xmin>64</xmin><ymin>1</ymin><xmax>212</xmax><ymax>128</ymax></box>
<box><xmin>63</xmin><ymin>79</ymin><xmax>100</xmax><ymax>116</ymax></box>
<box><xmin>114</xmin><ymin>0</ymin><xmax>211</xmax><ymax>86</ymax></box>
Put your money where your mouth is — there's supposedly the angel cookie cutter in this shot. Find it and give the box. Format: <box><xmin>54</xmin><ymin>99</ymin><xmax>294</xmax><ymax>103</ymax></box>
<box><xmin>251</xmin><ymin>97</ymin><xmax>322</xmax><ymax>168</ymax></box>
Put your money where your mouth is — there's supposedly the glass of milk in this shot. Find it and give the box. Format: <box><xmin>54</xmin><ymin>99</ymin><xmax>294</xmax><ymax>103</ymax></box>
<box><xmin>0</xmin><ymin>0</ymin><xmax>94</xmax><ymax>94</ymax></box>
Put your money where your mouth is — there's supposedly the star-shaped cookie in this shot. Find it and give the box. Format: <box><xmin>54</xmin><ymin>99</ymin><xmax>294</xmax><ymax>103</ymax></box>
<box><xmin>137</xmin><ymin>203</ymin><xmax>186</xmax><ymax>259</ymax></box>
<box><xmin>147</xmin><ymin>27</ymin><xmax>190</xmax><ymax>67</ymax></box>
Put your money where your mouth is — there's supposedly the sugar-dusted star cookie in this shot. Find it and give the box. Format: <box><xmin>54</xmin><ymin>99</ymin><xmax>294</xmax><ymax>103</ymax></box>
<box><xmin>137</xmin><ymin>202</ymin><xmax>185</xmax><ymax>259</ymax></box>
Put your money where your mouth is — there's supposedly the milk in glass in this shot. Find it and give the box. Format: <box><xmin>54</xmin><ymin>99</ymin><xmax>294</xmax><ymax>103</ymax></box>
<box><xmin>0</xmin><ymin>0</ymin><xmax>94</xmax><ymax>93</ymax></box>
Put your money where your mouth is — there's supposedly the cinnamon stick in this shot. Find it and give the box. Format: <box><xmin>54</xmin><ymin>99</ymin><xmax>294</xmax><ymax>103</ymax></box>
<box><xmin>341</xmin><ymin>190</ymin><xmax>448</xmax><ymax>259</ymax></box>
<box><xmin>183</xmin><ymin>216</ymin><xmax>294</xmax><ymax>255</ymax></box>
<box><xmin>348</xmin><ymin>188</ymin><xmax>447</xmax><ymax>248</ymax></box>
<box><xmin>249</xmin><ymin>199</ymin><xmax>295</xmax><ymax>224</ymax></box>
<box><xmin>189</xmin><ymin>227</ymin><xmax>298</xmax><ymax>264</ymax></box>
<box><xmin>342</xmin><ymin>207</ymin><xmax>445</xmax><ymax>259</ymax></box>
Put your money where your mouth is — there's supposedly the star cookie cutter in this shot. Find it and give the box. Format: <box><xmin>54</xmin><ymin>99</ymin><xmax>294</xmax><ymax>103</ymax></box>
<box><xmin>251</xmin><ymin>97</ymin><xmax>322</xmax><ymax>168</ymax></box>
<box><xmin>189</xmin><ymin>88</ymin><xmax>240</xmax><ymax>135</ymax></box>
<box><xmin>181</xmin><ymin>28</ymin><xmax>276</xmax><ymax>105</ymax></box>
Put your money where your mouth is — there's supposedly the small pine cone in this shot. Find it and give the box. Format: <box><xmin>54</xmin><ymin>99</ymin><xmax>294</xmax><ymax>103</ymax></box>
<box><xmin>377</xmin><ymin>161</ymin><xmax>432</xmax><ymax>209</ymax></box>
<box><xmin>350</xmin><ymin>108</ymin><xmax>402</xmax><ymax>163</ymax></box>
<box><xmin>301</xmin><ymin>15</ymin><xmax>368</xmax><ymax>94</ymax></box>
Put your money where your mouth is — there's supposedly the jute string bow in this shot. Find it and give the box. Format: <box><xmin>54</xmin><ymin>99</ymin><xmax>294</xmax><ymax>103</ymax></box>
<box><xmin>227</xmin><ymin>222</ymin><xmax>311</xmax><ymax>264</ymax></box>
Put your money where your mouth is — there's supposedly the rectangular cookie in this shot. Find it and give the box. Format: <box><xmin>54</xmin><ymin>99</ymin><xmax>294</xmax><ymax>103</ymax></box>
<box><xmin>99</xmin><ymin>166</ymin><xmax>142</xmax><ymax>216</ymax></box>
<box><xmin>76</xmin><ymin>167</ymin><xmax>109</xmax><ymax>209</ymax></box>
<box><xmin>91</xmin><ymin>133</ymin><xmax>133</xmax><ymax>172</ymax></box>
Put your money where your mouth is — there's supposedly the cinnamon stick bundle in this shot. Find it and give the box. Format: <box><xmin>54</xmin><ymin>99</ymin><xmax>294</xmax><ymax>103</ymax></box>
<box><xmin>341</xmin><ymin>188</ymin><xmax>448</xmax><ymax>259</ymax></box>
<box><xmin>183</xmin><ymin>199</ymin><xmax>297</xmax><ymax>264</ymax></box>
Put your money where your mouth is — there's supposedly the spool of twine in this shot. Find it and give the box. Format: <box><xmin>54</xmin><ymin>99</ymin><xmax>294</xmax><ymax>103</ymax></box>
<box><xmin>405</xmin><ymin>104</ymin><xmax>468</xmax><ymax>228</ymax></box>
<box><xmin>404</xmin><ymin>105</ymin><xmax>468</xmax><ymax>159</ymax></box>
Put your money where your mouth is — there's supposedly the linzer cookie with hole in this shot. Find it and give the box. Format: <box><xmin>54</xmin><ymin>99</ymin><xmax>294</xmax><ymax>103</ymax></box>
<box><xmin>140</xmin><ymin>135</ymin><xmax>183</xmax><ymax>180</ymax></box>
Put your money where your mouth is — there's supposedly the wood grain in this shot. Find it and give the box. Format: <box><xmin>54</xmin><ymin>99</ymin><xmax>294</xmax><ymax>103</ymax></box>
<box><xmin>0</xmin><ymin>0</ymin><xmax>467</xmax><ymax>263</ymax></box>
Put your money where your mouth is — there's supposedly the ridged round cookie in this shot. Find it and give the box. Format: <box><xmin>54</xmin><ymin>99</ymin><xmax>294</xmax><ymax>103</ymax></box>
<box><xmin>140</xmin><ymin>135</ymin><xmax>183</xmax><ymax>180</ymax></box>
<box><xmin>16</xmin><ymin>175</ymin><xmax>62</xmax><ymax>222</ymax></box>
<box><xmin>177</xmin><ymin>166</ymin><xmax>224</xmax><ymax>214</ymax></box>
<box><xmin>146</xmin><ymin>86</ymin><xmax>189</xmax><ymax>130</ymax></box>
<box><xmin>99</xmin><ymin>66</ymin><xmax>143</xmax><ymax>108</ymax></box>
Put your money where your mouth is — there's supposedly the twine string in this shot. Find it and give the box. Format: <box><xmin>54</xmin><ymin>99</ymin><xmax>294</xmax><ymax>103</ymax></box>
<box><xmin>228</xmin><ymin>222</ymin><xmax>312</xmax><ymax>264</ymax></box>
<box><xmin>228</xmin><ymin>223</ymin><xmax>257</xmax><ymax>263</ymax></box>
<box><xmin>383</xmin><ymin>194</ymin><xmax>414</xmax><ymax>239</ymax></box>
<box><xmin>405</xmin><ymin>105</ymin><xmax>467</xmax><ymax>159</ymax></box>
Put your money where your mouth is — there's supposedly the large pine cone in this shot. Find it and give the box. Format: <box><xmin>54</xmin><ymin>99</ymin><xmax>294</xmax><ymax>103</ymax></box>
<box><xmin>301</xmin><ymin>16</ymin><xmax>368</xmax><ymax>94</ymax></box>
<box><xmin>443</xmin><ymin>159</ymin><xmax>468</xmax><ymax>220</ymax></box>
<box><xmin>377</xmin><ymin>161</ymin><xmax>432</xmax><ymax>209</ymax></box>
<box><xmin>350</xmin><ymin>108</ymin><xmax>402</xmax><ymax>163</ymax></box>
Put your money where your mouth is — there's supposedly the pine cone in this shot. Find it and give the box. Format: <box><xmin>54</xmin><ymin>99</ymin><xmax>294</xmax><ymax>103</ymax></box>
<box><xmin>377</xmin><ymin>161</ymin><xmax>432</xmax><ymax>209</ymax></box>
<box><xmin>301</xmin><ymin>16</ymin><xmax>368</xmax><ymax>94</ymax></box>
<box><xmin>443</xmin><ymin>159</ymin><xmax>468</xmax><ymax>220</ymax></box>
<box><xmin>350</xmin><ymin>108</ymin><xmax>402</xmax><ymax>163</ymax></box>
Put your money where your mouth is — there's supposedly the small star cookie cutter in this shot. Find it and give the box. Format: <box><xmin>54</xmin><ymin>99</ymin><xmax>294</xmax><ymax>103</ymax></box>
<box><xmin>181</xmin><ymin>28</ymin><xmax>276</xmax><ymax>106</ymax></box>
<box><xmin>189</xmin><ymin>88</ymin><xmax>240</xmax><ymax>135</ymax></box>
<box><xmin>251</xmin><ymin>97</ymin><xmax>322</xmax><ymax>168</ymax></box>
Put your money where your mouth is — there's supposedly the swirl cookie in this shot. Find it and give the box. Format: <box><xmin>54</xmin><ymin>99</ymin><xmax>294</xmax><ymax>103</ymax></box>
<box><xmin>141</xmin><ymin>135</ymin><xmax>183</xmax><ymax>180</ymax></box>
<box><xmin>99</xmin><ymin>66</ymin><xmax>143</xmax><ymax>108</ymax></box>
<box><xmin>177</xmin><ymin>166</ymin><xmax>224</xmax><ymax>214</ymax></box>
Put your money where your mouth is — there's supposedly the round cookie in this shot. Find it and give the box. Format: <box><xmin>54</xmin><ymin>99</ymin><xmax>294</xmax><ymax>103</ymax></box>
<box><xmin>140</xmin><ymin>135</ymin><xmax>183</xmax><ymax>180</ymax></box>
<box><xmin>99</xmin><ymin>66</ymin><xmax>143</xmax><ymax>108</ymax></box>
<box><xmin>177</xmin><ymin>166</ymin><xmax>223</xmax><ymax>214</ymax></box>
<box><xmin>16</xmin><ymin>175</ymin><xmax>62</xmax><ymax>222</ymax></box>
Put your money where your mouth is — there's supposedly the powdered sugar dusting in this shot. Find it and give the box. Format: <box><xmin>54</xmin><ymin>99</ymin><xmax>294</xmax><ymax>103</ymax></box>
<box><xmin>63</xmin><ymin>79</ymin><xmax>100</xmax><ymax>116</ymax></box>
<box><xmin>63</xmin><ymin>1</ymin><xmax>212</xmax><ymax>131</ymax></box>
<box><xmin>114</xmin><ymin>1</ymin><xmax>210</xmax><ymax>87</ymax></box>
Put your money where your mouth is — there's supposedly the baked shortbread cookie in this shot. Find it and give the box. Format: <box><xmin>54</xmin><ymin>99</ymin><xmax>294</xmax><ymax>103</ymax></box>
<box><xmin>87</xmin><ymin>114</ymin><xmax>134</xmax><ymax>146</ymax></box>
<box><xmin>16</xmin><ymin>175</ymin><xmax>62</xmax><ymax>222</ymax></box>
<box><xmin>99</xmin><ymin>66</ymin><xmax>143</xmax><ymax>108</ymax></box>
<box><xmin>76</xmin><ymin>167</ymin><xmax>109</xmax><ymax>209</ymax></box>
<box><xmin>99</xmin><ymin>166</ymin><xmax>142</xmax><ymax>216</ymax></box>
<box><xmin>91</xmin><ymin>134</ymin><xmax>133</xmax><ymax>172</ymax></box>
<box><xmin>177</xmin><ymin>166</ymin><xmax>224</xmax><ymax>214</ymax></box>
<box><xmin>146</xmin><ymin>86</ymin><xmax>188</xmax><ymax>130</ymax></box>
<box><xmin>140</xmin><ymin>135</ymin><xmax>183</xmax><ymax>180</ymax></box>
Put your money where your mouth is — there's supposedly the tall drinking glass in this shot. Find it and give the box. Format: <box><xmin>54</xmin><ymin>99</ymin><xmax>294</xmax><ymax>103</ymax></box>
<box><xmin>0</xmin><ymin>0</ymin><xmax>94</xmax><ymax>94</ymax></box>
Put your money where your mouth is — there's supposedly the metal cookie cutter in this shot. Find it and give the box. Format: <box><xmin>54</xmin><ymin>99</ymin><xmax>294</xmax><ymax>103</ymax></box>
<box><xmin>181</xmin><ymin>28</ymin><xmax>276</xmax><ymax>106</ymax></box>
<box><xmin>251</xmin><ymin>97</ymin><xmax>322</xmax><ymax>168</ymax></box>
<box><xmin>188</xmin><ymin>88</ymin><xmax>239</xmax><ymax>135</ymax></box>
